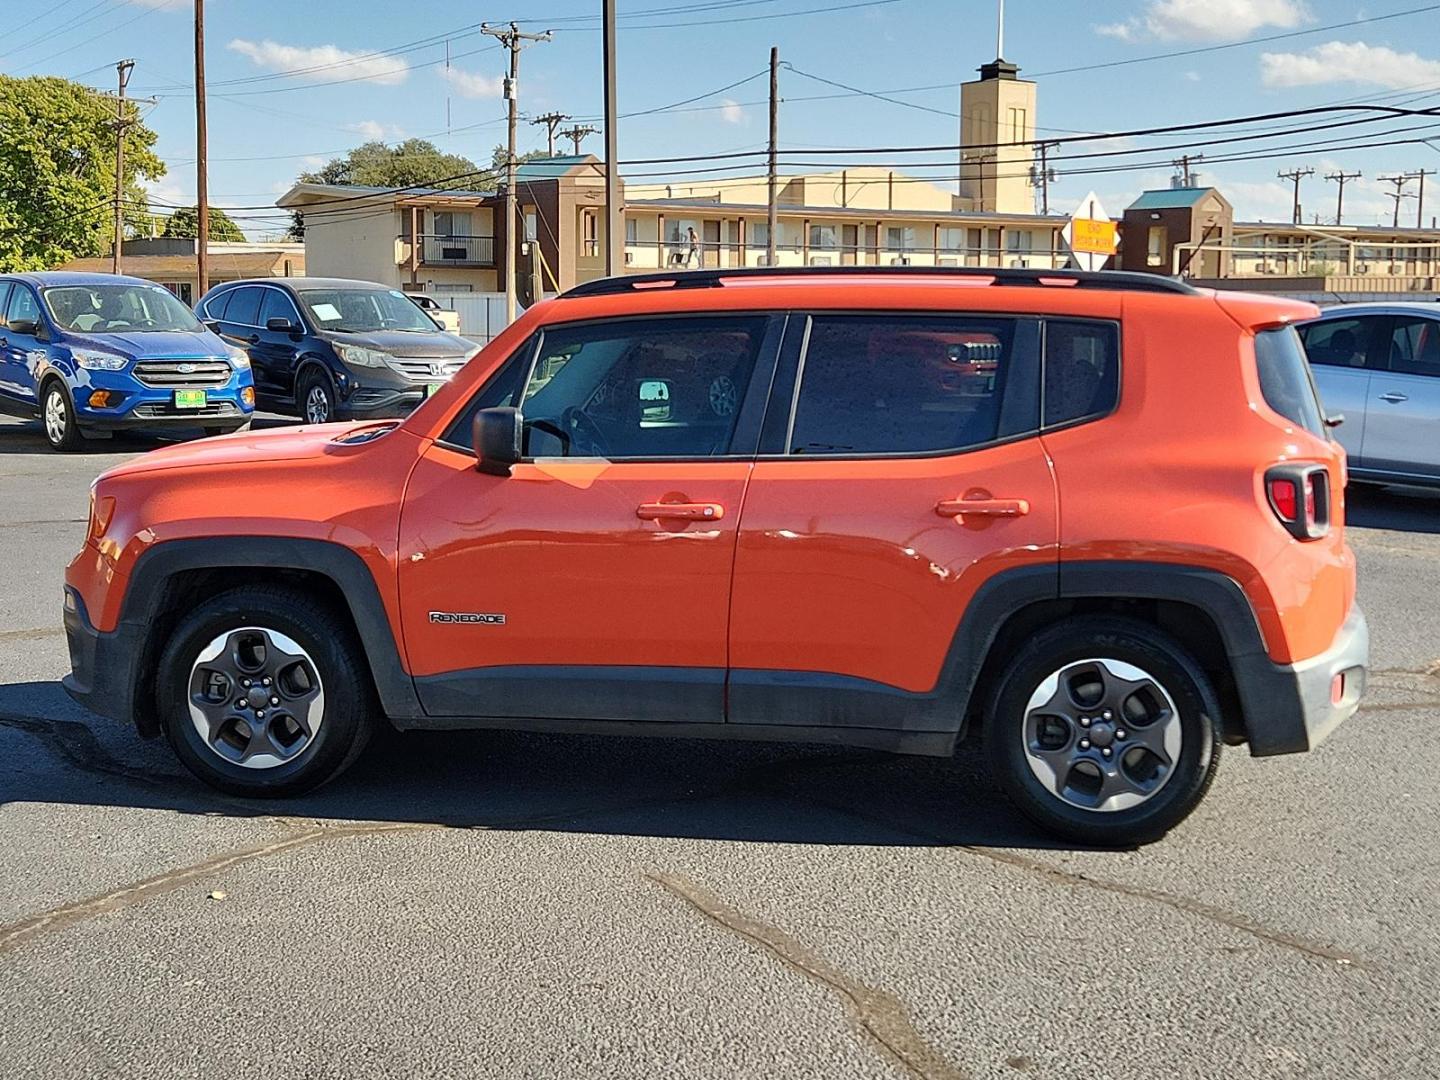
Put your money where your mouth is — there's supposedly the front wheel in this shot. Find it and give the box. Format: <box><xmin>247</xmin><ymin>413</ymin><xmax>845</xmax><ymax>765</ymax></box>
<box><xmin>297</xmin><ymin>369</ymin><xmax>336</xmax><ymax>424</ymax></box>
<box><xmin>42</xmin><ymin>380</ymin><xmax>83</xmax><ymax>451</ymax></box>
<box><xmin>155</xmin><ymin>586</ymin><xmax>375</xmax><ymax>797</ymax></box>
<box><xmin>986</xmin><ymin>617</ymin><xmax>1221</xmax><ymax>846</ymax></box>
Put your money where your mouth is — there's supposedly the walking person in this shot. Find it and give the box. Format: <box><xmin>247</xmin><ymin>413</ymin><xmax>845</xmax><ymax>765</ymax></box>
<box><xmin>686</xmin><ymin>226</ymin><xmax>700</xmax><ymax>268</ymax></box>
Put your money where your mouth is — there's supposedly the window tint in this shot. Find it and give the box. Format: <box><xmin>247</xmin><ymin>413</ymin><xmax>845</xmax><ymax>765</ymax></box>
<box><xmin>443</xmin><ymin>337</ymin><xmax>536</xmax><ymax>450</ymax></box>
<box><xmin>1386</xmin><ymin>316</ymin><xmax>1440</xmax><ymax>377</ymax></box>
<box><xmin>200</xmin><ymin>289</ymin><xmax>231</xmax><ymax>320</ymax></box>
<box><xmin>1299</xmin><ymin>317</ymin><xmax>1373</xmax><ymax>368</ymax></box>
<box><xmin>1255</xmin><ymin>326</ymin><xmax>1326</xmax><ymax>438</ymax></box>
<box><xmin>516</xmin><ymin>317</ymin><xmax>766</xmax><ymax>459</ymax></box>
<box><xmin>1043</xmin><ymin>320</ymin><xmax>1119</xmax><ymax>427</ymax></box>
<box><xmin>5</xmin><ymin>285</ymin><xmax>40</xmax><ymax>328</ymax></box>
<box><xmin>0</xmin><ymin>284</ymin><xmax>11</xmax><ymax>326</ymax></box>
<box><xmin>788</xmin><ymin>316</ymin><xmax>1022</xmax><ymax>455</ymax></box>
<box><xmin>224</xmin><ymin>287</ymin><xmax>263</xmax><ymax>326</ymax></box>
<box><xmin>259</xmin><ymin>288</ymin><xmax>301</xmax><ymax>327</ymax></box>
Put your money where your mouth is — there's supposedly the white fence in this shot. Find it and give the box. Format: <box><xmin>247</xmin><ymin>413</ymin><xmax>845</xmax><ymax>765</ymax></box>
<box><xmin>431</xmin><ymin>292</ymin><xmax>509</xmax><ymax>344</ymax></box>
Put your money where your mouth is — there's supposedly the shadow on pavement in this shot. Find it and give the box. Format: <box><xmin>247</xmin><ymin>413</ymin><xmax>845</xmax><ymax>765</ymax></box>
<box><xmin>1346</xmin><ymin>483</ymin><xmax>1440</xmax><ymax>534</ymax></box>
<box><xmin>0</xmin><ymin>678</ymin><xmax>1068</xmax><ymax>851</ymax></box>
<box><xmin>0</xmin><ymin>415</ymin><xmax>297</xmax><ymax>457</ymax></box>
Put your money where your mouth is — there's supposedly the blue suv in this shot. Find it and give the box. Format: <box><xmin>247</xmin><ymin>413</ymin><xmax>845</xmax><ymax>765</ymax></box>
<box><xmin>0</xmin><ymin>272</ymin><xmax>255</xmax><ymax>451</ymax></box>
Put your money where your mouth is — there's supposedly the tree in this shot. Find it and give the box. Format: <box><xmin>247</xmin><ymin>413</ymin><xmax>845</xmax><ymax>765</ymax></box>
<box><xmin>161</xmin><ymin>205</ymin><xmax>246</xmax><ymax>242</ymax></box>
<box><xmin>0</xmin><ymin>75</ymin><xmax>164</xmax><ymax>272</ymax></box>
<box><xmin>300</xmin><ymin>139</ymin><xmax>481</xmax><ymax>189</ymax></box>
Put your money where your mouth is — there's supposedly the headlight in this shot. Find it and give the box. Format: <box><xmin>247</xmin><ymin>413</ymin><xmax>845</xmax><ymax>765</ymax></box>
<box><xmin>225</xmin><ymin>346</ymin><xmax>250</xmax><ymax>369</ymax></box>
<box><xmin>73</xmin><ymin>350</ymin><xmax>129</xmax><ymax>371</ymax></box>
<box><xmin>334</xmin><ymin>343</ymin><xmax>391</xmax><ymax>368</ymax></box>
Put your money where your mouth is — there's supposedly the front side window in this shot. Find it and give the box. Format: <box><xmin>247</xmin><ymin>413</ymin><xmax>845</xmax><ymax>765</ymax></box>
<box><xmin>43</xmin><ymin>283</ymin><xmax>201</xmax><ymax>333</ymax></box>
<box><xmin>1298</xmin><ymin>317</ymin><xmax>1374</xmax><ymax>369</ymax></box>
<box><xmin>1255</xmin><ymin>326</ymin><xmax>1327</xmax><ymax>437</ymax></box>
<box><xmin>517</xmin><ymin>316</ymin><xmax>767</xmax><ymax>459</ymax></box>
<box><xmin>1386</xmin><ymin>316</ymin><xmax>1440</xmax><ymax>377</ymax></box>
<box><xmin>297</xmin><ymin>288</ymin><xmax>437</xmax><ymax>333</ymax></box>
<box><xmin>1043</xmin><ymin>320</ymin><xmax>1120</xmax><ymax>427</ymax></box>
<box><xmin>6</xmin><ymin>285</ymin><xmax>40</xmax><ymax>329</ymax></box>
<box><xmin>788</xmin><ymin>316</ymin><xmax>1029</xmax><ymax>456</ymax></box>
<box><xmin>259</xmin><ymin>288</ymin><xmax>302</xmax><ymax>328</ymax></box>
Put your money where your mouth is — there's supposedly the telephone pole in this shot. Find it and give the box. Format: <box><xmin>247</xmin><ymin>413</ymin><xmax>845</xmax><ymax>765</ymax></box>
<box><xmin>481</xmin><ymin>21</ymin><xmax>552</xmax><ymax>324</ymax></box>
<box><xmin>194</xmin><ymin>0</ymin><xmax>209</xmax><ymax>296</ymax></box>
<box><xmin>1276</xmin><ymin>167</ymin><xmax>1313</xmax><ymax>225</ymax></box>
<box><xmin>1031</xmin><ymin>140</ymin><xmax>1058</xmax><ymax>215</ymax></box>
<box><xmin>1379</xmin><ymin>174</ymin><xmax>1416</xmax><ymax>228</ymax></box>
<box><xmin>602</xmin><ymin>0</ymin><xmax>621</xmax><ymax>277</ymax></box>
<box><xmin>766</xmin><ymin>46</ymin><xmax>779</xmax><ymax>265</ymax></box>
<box><xmin>1409</xmin><ymin>168</ymin><xmax>1437</xmax><ymax>229</ymax></box>
<box><xmin>1324</xmin><ymin>170</ymin><xmax>1361</xmax><ymax>225</ymax></box>
<box><xmin>530</xmin><ymin>111</ymin><xmax>569</xmax><ymax>157</ymax></box>
<box><xmin>560</xmin><ymin>123</ymin><xmax>598</xmax><ymax>155</ymax></box>
<box><xmin>1172</xmin><ymin>153</ymin><xmax>1204</xmax><ymax>187</ymax></box>
<box><xmin>111</xmin><ymin>59</ymin><xmax>135</xmax><ymax>275</ymax></box>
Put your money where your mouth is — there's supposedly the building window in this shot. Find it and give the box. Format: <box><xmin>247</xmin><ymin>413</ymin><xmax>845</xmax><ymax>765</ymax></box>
<box><xmin>583</xmin><ymin>210</ymin><xmax>598</xmax><ymax>257</ymax></box>
<box><xmin>938</xmin><ymin>227</ymin><xmax>964</xmax><ymax>255</ymax></box>
<box><xmin>1006</xmin><ymin>230</ymin><xmax>1034</xmax><ymax>253</ymax></box>
<box><xmin>1008</xmin><ymin>107</ymin><xmax>1027</xmax><ymax>143</ymax></box>
<box><xmin>886</xmin><ymin>226</ymin><xmax>915</xmax><ymax>251</ymax></box>
<box><xmin>433</xmin><ymin>211</ymin><xmax>471</xmax><ymax>237</ymax></box>
<box><xmin>809</xmin><ymin>224</ymin><xmax>838</xmax><ymax>251</ymax></box>
<box><xmin>1147</xmin><ymin>226</ymin><xmax>1168</xmax><ymax>267</ymax></box>
<box><xmin>625</xmin><ymin>217</ymin><xmax>637</xmax><ymax>244</ymax></box>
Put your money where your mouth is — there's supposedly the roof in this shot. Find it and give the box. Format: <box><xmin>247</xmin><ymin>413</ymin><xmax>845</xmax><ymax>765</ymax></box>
<box><xmin>58</xmin><ymin>253</ymin><xmax>294</xmax><ymax>278</ymax></box>
<box><xmin>205</xmin><ymin>276</ymin><xmax>403</xmax><ymax>292</ymax></box>
<box><xmin>1</xmin><ymin>270</ymin><xmax>176</xmax><ymax>286</ymax></box>
<box><xmin>627</xmin><ymin>196</ymin><xmax>1063</xmax><ymax>227</ymax></box>
<box><xmin>1307</xmin><ymin>300</ymin><xmax>1440</xmax><ymax>316</ymax></box>
<box><xmin>276</xmin><ymin>181</ymin><xmax>495</xmax><ymax>208</ymax></box>
<box><xmin>516</xmin><ymin>154</ymin><xmax>599</xmax><ymax>181</ymax></box>
<box><xmin>1127</xmin><ymin>187</ymin><xmax>1220</xmax><ymax>211</ymax></box>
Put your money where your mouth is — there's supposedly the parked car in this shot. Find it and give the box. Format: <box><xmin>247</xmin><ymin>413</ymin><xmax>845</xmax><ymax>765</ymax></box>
<box><xmin>0</xmin><ymin>272</ymin><xmax>254</xmax><ymax>451</ymax></box>
<box><xmin>1297</xmin><ymin>302</ymin><xmax>1440</xmax><ymax>488</ymax></box>
<box><xmin>63</xmin><ymin>266</ymin><xmax>1367</xmax><ymax>845</ymax></box>
<box><xmin>196</xmin><ymin>278</ymin><xmax>477</xmax><ymax>424</ymax></box>
<box><xmin>407</xmin><ymin>292</ymin><xmax>461</xmax><ymax>334</ymax></box>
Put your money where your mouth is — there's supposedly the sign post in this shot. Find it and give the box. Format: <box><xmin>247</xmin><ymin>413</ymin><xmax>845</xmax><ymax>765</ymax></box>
<box><xmin>1061</xmin><ymin>192</ymin><xmax>1117</xmax><ymax>271</ymax></box>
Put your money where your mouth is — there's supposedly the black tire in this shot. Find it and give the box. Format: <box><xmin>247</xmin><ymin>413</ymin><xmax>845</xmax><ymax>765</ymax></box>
<box><xmin>155</xmin><ymin>585</ymin><xmax>375</xmax><ymax>798</ymax></box>
<box><xmin>41</xmin><ymin>379</ymin><xmax>83</xmax><ymax>451</ymax></box>
<box><xmin>985</xmin><ymin>616</ymin><xmax>1221</xmax><ymax>846</ymax></box>
<box><xmin>296</xmin><ymin>368</ymin><xmax>336</xmax><ymax>424</ymax></box>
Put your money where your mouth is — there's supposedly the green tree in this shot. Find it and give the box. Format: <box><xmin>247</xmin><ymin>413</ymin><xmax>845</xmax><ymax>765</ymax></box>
<box><xmin>0</xmin><ymin>75</ymin><xmax>164</xmax><ymax>272</ymax></box>
<box><xmin>300</xmin><ymin>138</ymin><xmax>481</xmax><ymax>189</ymax></box>
<box><xmin>161</xmin><ymin>205</ymin><xmax>246</xmax><ymax>242</ymax></box>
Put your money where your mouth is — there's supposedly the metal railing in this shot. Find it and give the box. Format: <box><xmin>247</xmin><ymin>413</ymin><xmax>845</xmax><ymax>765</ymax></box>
<box><xmin>1174</xmin><ymin>236</ymin><xmax>1440</xmax><ymax>278</ymax></box>
<box><xmin>625</xmin><ymin>242</ymin><xmax>1068</xmax><ymax>272</ymax></box>
<box><xmin>418</xmin><ymin>233</ymin><xmax>496</xmax><ymax>267</ymax></box>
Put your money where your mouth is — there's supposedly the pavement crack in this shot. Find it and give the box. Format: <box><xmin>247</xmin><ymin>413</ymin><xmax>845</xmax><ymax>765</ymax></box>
<box><xmin>0</xmin><ymin>712</ymin><xmax>163</xmax><ymax>787</ymax></box>
<box><xmin>0</xmin><ymin>627</ymin><xmax>65</xmax><ymax>642</ymax></box>
<box><xmin>650</xmin><ymin>872</ymin><xmax>970</xmax><ymax>1080</ymax></box>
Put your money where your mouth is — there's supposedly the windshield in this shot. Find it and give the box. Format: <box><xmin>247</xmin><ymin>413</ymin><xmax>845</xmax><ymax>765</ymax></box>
<box><xmin>43</xmin><ymin>284</ymin><xmax>204</xmax><ymax>334</ymax></box>
<box><xmin>297</xmin><ymin>288</ymin><xmax>438</xmax><ymax>333</ymax></box>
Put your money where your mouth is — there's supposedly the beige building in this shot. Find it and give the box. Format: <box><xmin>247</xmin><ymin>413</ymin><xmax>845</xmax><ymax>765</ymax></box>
<box><xmin>957</xmin><ymin>58</ymin><xmax>1037</xmax><ymax>215</ymax></box>
<box><xmin>62</xmin><ymin>238</ymin><xmax>304</xmax><ymax>305</ymax></box>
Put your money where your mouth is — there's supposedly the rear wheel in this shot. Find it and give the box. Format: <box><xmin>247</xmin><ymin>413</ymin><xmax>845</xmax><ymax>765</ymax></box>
<box><xmin>298</xmin><ymin>369</ymin><xmax>336</xmax><ymax>424</ymax></box>
<box><xmin>155</xmin><ymin>586</ymin><xmax>375</xmax><ymax>797</ymax></box>
<box><xmin>42</xmin><ymin>380</ymin><xmax>83</xmax><ymax>451</ymax></box>
<box><xmin>986</xmin><ymin>617</ymin><xmax>1221</xmax><ymax>846</ymax></box>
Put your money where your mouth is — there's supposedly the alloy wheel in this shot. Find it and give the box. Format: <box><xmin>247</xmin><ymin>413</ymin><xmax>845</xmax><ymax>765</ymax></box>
<box><xmin>305</xmin><ymin>384</ymin><xmax>331</xmax><ymax>424</ymax></box>
<box><xmin>44</xmin><ymin>388</ymin><xmax>68</xmax><ymax>446</ymax></box>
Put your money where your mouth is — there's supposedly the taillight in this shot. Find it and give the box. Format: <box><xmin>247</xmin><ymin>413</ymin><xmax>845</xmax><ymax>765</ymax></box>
<box><xmin>1265</xmin><ymin>464</ymin><xmax>1330</xmax><ymax>540</ymax></box>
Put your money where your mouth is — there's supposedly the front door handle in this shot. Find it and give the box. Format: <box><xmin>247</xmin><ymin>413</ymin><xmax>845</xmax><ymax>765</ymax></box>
<box><xmin>1378</xmin><ymin>391</ymin><xmax>1409</xmax><ymax>403</ymax></box>
<box><xmin>936</xmin><ymin>497</ymin><xmax>1030</xmax><ymax>519</ymax></box>
<box><xmin>637</xmin><ymin>501</ymin><xmax>725</xmax><ymax>522</ymax></box>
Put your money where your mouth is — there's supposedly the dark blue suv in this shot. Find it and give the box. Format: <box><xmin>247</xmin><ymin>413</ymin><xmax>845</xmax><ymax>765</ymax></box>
<box><xmin>0</xmin><ymin>272</ymin><xmax>255</xmax><ymax>451</ymax></box>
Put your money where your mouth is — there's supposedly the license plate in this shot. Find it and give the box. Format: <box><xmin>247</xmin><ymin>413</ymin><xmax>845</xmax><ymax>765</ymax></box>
<box><xmin>426</xmin><ymin>382</ymin><xmax>442</xmax><ymax>396</ymax></box>
<box><xmin>173</xmin><ymin>389</ymin><xmax>207</xmax><ymax>409</ymax></box>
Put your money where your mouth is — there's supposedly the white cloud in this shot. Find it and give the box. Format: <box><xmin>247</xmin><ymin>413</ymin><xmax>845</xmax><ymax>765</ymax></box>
<box><xmin>1098</xmin><ymin>0</ymin><xmax>1308</xmax><ymax>43</ymax></box>
<box><xmin>347</xmin><ymin>120</ymin><xmax>404</xmax><ymax>140</ymax></box>
<box><xmin>439</xmin><ymin>66</ymin><xmax>504</xmax><ymax>99</ymax></box>
<box><xmin>227</xmin><ymin>39</ymin><xmax>409</xmax><ymax>85</ymax></box>
<box><xmin>719</xmin><ymin>98</ymin><xmax>746</xmax><ymax>125</ymax></box>
<box><xmin>1260</xmin><ymin>40</ymin><xmax>1440</xmax><ymax>89</ymax></box>
<box><xmin>1184</xmin><ymin>70</ymin><xmax>1202</xmax><ymax>81</ymax></box>
<box><xmin>300</xmin><ymin>155</ymin><xmax>328</xmax><ymax>170</ymax></box>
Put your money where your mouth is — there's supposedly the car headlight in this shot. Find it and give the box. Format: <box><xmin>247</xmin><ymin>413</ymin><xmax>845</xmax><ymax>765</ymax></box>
<box><xmin>225</xmin><ymin>346</ymin><xmax>250</xmax><ymax>369</ymax></box>
<box><xmin>334</xmin><ymin>343</ymin><xmax>392</xmax><ymax>368</ymax></box>
<box><xmin>73</xmin><ymin>350</ymin><xmax>129</xmax><ymax>371</ymax></box>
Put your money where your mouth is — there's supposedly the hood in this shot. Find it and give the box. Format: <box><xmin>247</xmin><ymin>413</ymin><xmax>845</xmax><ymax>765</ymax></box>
<box><xmin>98</xmin><ymin>420</ymin><xmax>396</xmax><ymax>481</ymax></box>
<box><xmin>62</xmin><ymin>329</ymin><xmax>228</xmax><ymax>360</ymax></box>
<box><xmin>319</xmin><ymin>328</ymin><xmax>477</xmax><ymax>357</ymax></box>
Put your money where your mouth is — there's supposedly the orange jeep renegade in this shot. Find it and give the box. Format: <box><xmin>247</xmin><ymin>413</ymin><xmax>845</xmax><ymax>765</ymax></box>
<box><xmin>62</xmin><ymin>267</ymin><xmax>1368</xmax><ymax>844</ymax></box>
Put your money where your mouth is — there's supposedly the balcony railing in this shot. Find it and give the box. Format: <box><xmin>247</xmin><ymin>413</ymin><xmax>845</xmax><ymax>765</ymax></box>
<box><xmin>419</xmin><ymin>233</ymin><xmax>495</xmax><ymax>267</ymax></box>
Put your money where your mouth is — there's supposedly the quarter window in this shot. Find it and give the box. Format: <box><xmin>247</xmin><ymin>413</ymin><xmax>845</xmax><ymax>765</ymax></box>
<box><xmin>1255</xmin><ymin>326</ymin><xmax>1327</xmax><ymax>438</ymax></box>
<box><xmin>224</xmin><ymin>287</ymin><xmax>263</xmax><ymax>327</ymax></box>
<box><xmin>788</xmin><ymin>316</ymin><xmax>1031</xmax><ymax>456</ymax></box>
<box><xmin>1043</xmin><ymin>320</ymin><xmax>1120</xmax><ymax>427</ymax></box>
<box><xmin>1386</xmin><ymin>316</ymin><xmax>1440</xmax><ymax>377</ymax></box>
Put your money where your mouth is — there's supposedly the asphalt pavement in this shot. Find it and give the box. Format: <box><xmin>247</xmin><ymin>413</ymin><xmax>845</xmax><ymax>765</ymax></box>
<box><xmin>1</xmin><ymin>412</ymin><xmax>1437</xmax><ymax>1080</ymax></box>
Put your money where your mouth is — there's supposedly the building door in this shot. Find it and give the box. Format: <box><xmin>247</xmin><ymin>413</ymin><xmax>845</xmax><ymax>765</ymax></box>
<box><xmin>702</xmin><ymin>220</ymin><xmax>722</xmax><ymax>268</ymax></box>
<box><xmin>841</xmin><ymin>224</ymin><xmax>858</xmax><ymax>266</ymax></box>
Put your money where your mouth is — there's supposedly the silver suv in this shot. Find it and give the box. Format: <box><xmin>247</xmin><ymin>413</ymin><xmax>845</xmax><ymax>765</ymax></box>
<box><xmin>1298</xmin><ymin>302</ymin><xmax>1440</xmax><ymax>488</ymax></box>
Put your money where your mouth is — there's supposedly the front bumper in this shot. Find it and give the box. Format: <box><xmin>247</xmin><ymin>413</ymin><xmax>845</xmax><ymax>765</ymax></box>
<box><xmin>62</xmin><ymin>586</ymin><xmax>148</xmax><ymax>731</ymax></box>
<box><xmin>340</xmin><ymin>386</ymin><xmax>429</xmax><ymax>419</ymax></box>
<box><xmin>1235</xmin><ymin>605</ymin><xmax>1369</xmax><ymax>756</ymax></box>
<box><xmin>74</xmin><ymin>371</ymin><xmax>254</xmax><ymax>431</ymax></box>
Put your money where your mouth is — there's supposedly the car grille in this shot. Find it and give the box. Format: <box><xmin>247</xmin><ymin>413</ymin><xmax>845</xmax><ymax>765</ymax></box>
<box><xmin>132</xmin><ymin>359</ymin><xmax>233</xmax><ymax>388</ymax></box>
<box><xmin>132</xmin><ymin>402</ymin><xmax>242</xmax><ymax>419</ymax></box>
<box><xmin>386</xmin><ymin>356</ymin><xmax>465</xmax><ymax>381</ymax></box>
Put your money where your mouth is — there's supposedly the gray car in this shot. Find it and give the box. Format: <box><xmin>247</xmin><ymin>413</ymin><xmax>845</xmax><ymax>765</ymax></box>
<box><xmin>1297</xmin><ymin>302</ymin><xmax>1440</xmax><ymax>488</ymax></box>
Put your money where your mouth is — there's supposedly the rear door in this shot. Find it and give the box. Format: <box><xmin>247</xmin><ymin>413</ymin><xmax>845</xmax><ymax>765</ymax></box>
<box><xmin>1297</xmin><ymin>315</ymin><xmax>1385</xmax><ymax>466</ymax></box>
<box><xmin>1362</xmin><ymin>314</ymin><xmax>1440</xmax><ymax>481</ymax></box>
<box><xmin>0</xmin><ymin>284</ymin><xmax>46</xmax><ymax>413</ymax></box>
<box><xmin>726</xmin><ymin>311</ymin><xmax>1061</xmax><ymax>731</ymax></box>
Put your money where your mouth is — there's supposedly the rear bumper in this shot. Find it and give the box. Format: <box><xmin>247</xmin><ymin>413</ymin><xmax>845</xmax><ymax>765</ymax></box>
<box><xmin>1236</xmin><ymin>605</ymin><xmax>1368</xmax><ymax>756</ymax></box>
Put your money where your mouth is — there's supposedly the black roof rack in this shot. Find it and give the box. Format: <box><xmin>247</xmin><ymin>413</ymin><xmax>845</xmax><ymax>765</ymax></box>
<box><xmin>561</xmin><ymin>265</ymin><xmax>1200</xmax><ymax>299</ymax></box>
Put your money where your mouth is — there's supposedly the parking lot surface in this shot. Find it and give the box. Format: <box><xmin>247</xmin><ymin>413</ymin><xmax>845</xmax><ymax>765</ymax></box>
<box><xmin>1</xmin><ymin>413</ymin><xmax>1437</xmax><ymax>1079</ymax></box>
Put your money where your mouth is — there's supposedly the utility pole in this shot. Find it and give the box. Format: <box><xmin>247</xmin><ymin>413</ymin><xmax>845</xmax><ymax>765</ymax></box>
<box><xmin>767</xmin><ymin>46</ymin><xmax>778</xmax><ymax>266</ymax></box>
<box><xmin>530</xmin><ymin>111</ymin><xmax>569</xmax><ymax>157</ymax></box>
<box><xmin>1277</xmin><ymin>166</ymin><xmax>1314</xmax><ymax>226</ymax></box>
<box><xmin>1172</xmin><ymin>153</ymin><xmax>1204</xmax><ymax>187</ymax></box>
<box><xmin>602</xmin><ymin>0</ymin><xmax>621</xmax><ymax>277</ymax></box>
<box><xmin>194</xmin><ymin>0</ymin><xmax>209</xmax><ymax>296</ymax></box>
<box><xmin>560</xmin><ymin>123</ymin><xmax>598</xmax><ymax>156</ymax></box>
<box><xmin>1031</xmin><ymin>140</ymin><xmax>1058</xmax><ymax>215</ymax></box>
<box><xmin>481</xmin><ymin>22</ymin><xmax>552</xmax><ymax>324</ymax></box>
<box><xmin>1324</xmin><ymin>170</ymin><xmax>1361</xmax><ymax>225</ymax></box>
<box><xmin>1379</xmin><ymin>174</ymin><xmax>1416</xmax><ymax>229</ymax></box>
<box><xmin>111</xmin><ymin>59</ymin><xmax>134</xmax><ymax>275</ymax></box>
<box><xmin>1409</xmin><ymin>168</ymin><xmax>1437</xmax><ymax>229</ymax></box>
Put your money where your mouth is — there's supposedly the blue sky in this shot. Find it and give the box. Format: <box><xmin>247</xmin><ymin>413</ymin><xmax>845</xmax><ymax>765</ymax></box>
<box><xmin>6</xmin><ymin>0</ymin><xmax>1440</xmax><ymax>236</ymax></box>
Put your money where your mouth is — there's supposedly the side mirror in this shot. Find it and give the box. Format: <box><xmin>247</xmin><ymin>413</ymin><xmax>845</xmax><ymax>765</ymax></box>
<box><xmin>266</xmin><ymin>317</ymin><xmax>299</xmax><ymax>333</ymax></box>
<box><xmin>473</xmin><ymin>406</ymin><xmax>522</xmax><ymax>476</ymax></box>
<box><xmin>204</xmin><ymin>320</ymin><xmax>222</xmax><ymax>334</ymax></box>
<box><xmin>1324</xmin><ymin>413</ymin><xmax>1345</xmax><ymax>429</ymax></box>
<box><xmin>7</xmin><ymin>318</ymin><xmax>38</xmax><ymax>336</ymax></box>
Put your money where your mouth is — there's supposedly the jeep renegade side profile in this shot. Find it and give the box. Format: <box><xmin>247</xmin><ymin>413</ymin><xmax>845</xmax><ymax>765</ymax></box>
<box><xmin>63</xmin><ymin>267</ymin><xmax>1368</xmax><ymax>845</ymax></box>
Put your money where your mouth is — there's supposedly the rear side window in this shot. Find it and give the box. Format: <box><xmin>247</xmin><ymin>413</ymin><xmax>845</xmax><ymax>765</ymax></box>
<box><xmin>1298</xmin><ymin>317</ymin><xmax>1373</xmax><ymax>368</ymax></box>
<box><xmin>224</xmin><ymin>287</ymin><xmax>263</xmax><ymax>326</ymax></box>
<box><xmin>1386</xmin><ymin>316</ymin><xmax>1440</xmax><ymax>377</ymax></box>
<box><xmin>788</xmin><ymin>315</ymin><xmax>1034</xmax><ymax>455</ymax></box>
<box><xmin>1043</xmin><ymin>320</ymin><xmax>1119</xmax><ymax>428</ymax></box>
<box><xmin>1255</xmin><ymin>326</ymin><xmax>1326</xmax><ymax>437</ymax></box>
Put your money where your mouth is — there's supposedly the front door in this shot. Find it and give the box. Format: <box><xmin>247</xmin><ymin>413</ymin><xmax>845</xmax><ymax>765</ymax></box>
<box><xmin>253</xmin><ymin>287</ymin><xmax>305</xmax><ymax>400</ymax></box>
<box><xmin>727</xmin><ymin>312</ymin><xmax>1060</xmax><ymax>729</ymax></box>
<box><xmin>398</xmin><ymin>313</ymin><xmax>781</xmax><ymax>722</ymax></box>
<box><xmin>1363</xmin><ymin>314</ymin><xmax>1440</xmax><ymax>480</ymax></box>
<box><xmin>0</xmin><ymin>284</ymin><xmax>45</xmax><ymax>413</ymax></box>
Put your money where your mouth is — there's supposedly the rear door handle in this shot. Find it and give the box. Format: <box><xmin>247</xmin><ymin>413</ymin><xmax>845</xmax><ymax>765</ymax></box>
<box><xmin>936</xmin><ymin>497</ymin><xmax>1030</xmax><ymax>518</ymax></box>
<box><xmin>1378</xmin><ymin>391</ymin><xmax>1409</xmax><ymax>403</ymax></box>
<box><xmin>637</xmin><ymin>502</ymin><xmax>725</xmax><ymax>521</ymax></box>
